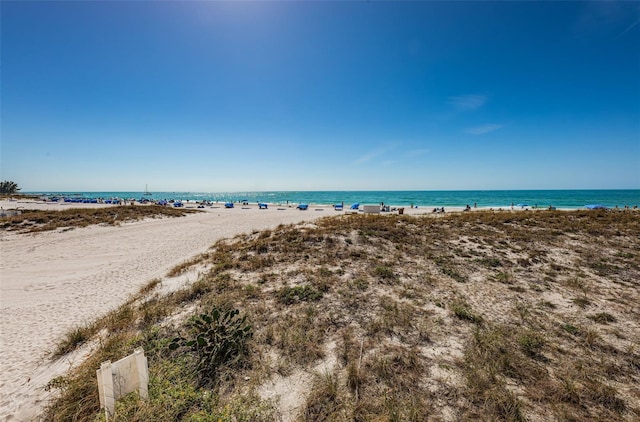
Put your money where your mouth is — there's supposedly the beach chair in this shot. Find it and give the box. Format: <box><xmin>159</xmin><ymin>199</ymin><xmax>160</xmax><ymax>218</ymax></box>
<box><xmin>333</xmin><ymin>204</ymin><xmax>343</xmax><ymax>211</ymax></box>
<box><xmin>258</xmin><ymin>203</ymin><xmax>268</xmax><ymax>209</ymax></box>
<box><xmin>224</xmin><ymin>202</ymin><xmax>234</xmax><ymax>208</ymax></box>
<box><xmin>344</xmin><ymin>203</ymin><xmax>360</xmax><ymax>214</ymax></box>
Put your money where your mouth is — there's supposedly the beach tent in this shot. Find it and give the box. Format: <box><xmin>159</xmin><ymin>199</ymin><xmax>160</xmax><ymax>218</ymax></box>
<box><xmin>334</xmin><ymin>204</ymin><xmax>343</xmax><ymax>211</ymax></box>
<box><xmin>585</xmin><ymin>204</ymin><xmax>607</xmax><ymax>210</ymax></box>
<box><xmin>297</xmin><ymin>204</ymin><xmax>309</xmax><ymax>210</ymax></box>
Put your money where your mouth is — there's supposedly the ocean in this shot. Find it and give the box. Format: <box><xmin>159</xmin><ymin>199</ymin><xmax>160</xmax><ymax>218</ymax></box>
<box><xmin>28</xmin><ymin>190</ymin><xmax>640</xmax><ymax>210</ymax></box>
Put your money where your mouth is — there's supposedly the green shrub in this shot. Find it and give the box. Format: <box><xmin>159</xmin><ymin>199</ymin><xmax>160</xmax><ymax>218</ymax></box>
<box><xmin>480</xmin><ymin>257</ymin><xmax>502</xmax><ymax>268</ymax></box>
<box><xmin>442</xmin><ymin>266</ymin><xmax>467</xmax><ymax>283</ymax></box>
<box><xmin>452</xmin><ymin>302</ymin><xmax>483</xmax><ymax>324</ymax></box>
<box><xmin>517</xmin><ymin>331</ymin><xmax>545</xmax><ymax>356</ymax></box>
<box><xmin>374</xmin><ymin>265</ymin><xmax>396</xmax><ymax>281</ymax></box>
<box><xmin>561</xmin><ymin>323</ymin><xmax>579</xmax><ymax>335</ymax></box>
<box><xmin>277</xmin><ymin>285</ymin><xmax>323</xmax><ymax>304</ymax></box>
<box><xmin>170</xmin><ymin>307</ymin><xmax>252</xmax><ymax>387</ymax></box>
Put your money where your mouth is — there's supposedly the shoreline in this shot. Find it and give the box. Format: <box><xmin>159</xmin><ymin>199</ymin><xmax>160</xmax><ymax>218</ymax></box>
<box><xmin>10</xmin><ymin>188</ymin><xmax>640</xmax><ymax>211</ymax></box>
<box><xmin>0</xmin><ymin>197</ymin><xmax>614</xmax><ymax>214</ymax></box>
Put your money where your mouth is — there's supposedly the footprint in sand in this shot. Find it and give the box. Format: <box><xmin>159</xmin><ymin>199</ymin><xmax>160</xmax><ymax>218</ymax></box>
<box><xmin>23</xmin><ymin>283</ymin><xmax>56</xmax><ymax>291</ymax></box>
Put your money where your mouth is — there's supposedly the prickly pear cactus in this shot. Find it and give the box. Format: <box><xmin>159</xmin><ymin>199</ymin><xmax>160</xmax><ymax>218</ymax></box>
<box><xmin>170</xmin><ymin>306</ymin><xmax>252</xmax><ymax>386</ymax></box>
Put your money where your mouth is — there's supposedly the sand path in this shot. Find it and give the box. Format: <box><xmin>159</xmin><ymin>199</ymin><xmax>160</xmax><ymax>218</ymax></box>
<box><xmin>0</xmin><ymin>204</ymin><xmax>327</xmax><ymax>421</ymax></box>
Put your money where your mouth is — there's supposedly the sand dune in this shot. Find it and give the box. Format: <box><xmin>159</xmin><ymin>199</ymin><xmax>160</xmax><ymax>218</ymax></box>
<box><xmin>0</xmin><ymin>202</ymin><xmax>329</xmax><ymax>421</ymax></box>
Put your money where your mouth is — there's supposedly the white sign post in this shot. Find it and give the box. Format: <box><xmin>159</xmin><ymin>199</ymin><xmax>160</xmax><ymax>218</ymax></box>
<box><xmin>97</xmin><ymin>347</ymin><xmax>149</xmax><ymax>419</ymax></box>
<box><xmin>363</xmin><ymin>205</ymin><xmax>381</xmax><ymax>214</ymax></box>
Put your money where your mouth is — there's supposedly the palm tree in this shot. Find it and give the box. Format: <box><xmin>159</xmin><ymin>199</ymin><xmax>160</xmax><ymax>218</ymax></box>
<box><xmin>0</xmin><ymin>181</ymin><xmax>21</xmax><ymax>195</ymax></box>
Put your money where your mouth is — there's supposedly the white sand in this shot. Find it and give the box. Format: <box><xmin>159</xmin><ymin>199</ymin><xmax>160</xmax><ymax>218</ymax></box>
<box><xmin>0</xmin><ymin>199</ymin><xmax>515</xmax><ymax>421</ymax></box>
<box><xmin>0</xmin><ymin>200</ymin><xmax>334</xmax><ymax>421</ymax></box>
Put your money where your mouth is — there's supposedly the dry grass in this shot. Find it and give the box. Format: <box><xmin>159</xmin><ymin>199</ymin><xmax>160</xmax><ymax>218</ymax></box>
<box><xmin>0</xmin><ymin>205</ymin><xmax>196</xmax><ymax>233</ymax></box>
<box><xmin>44</xmin><ymin>209</ymin><xmax>640</xmax><ymax>421</ymax></box>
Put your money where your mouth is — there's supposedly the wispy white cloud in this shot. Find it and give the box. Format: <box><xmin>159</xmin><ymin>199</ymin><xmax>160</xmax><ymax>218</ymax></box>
<box><xmin>449</xmin><ymin>94</ymin><xmax>487</xmax><ymax>111</ymax></box>
<box><xmin>465</xmin><ymin>124</ymin><xmax>504</xmax><ymax>135</ymax></box>
<box><xmin>354</xmin><ymin>149</ymin><xmax>385</xmax><ymax>165</ymax></box>
<box><xmin>575</xmin><ymin>1</ymin><xmax>640</xmax><ymax>37</ymax></box>
<box><xmin>353</xmin><ymin>144</ymin><xmax>397</xmax><ymax>165</ymax></box>
<box><xmin>619</xmin><ymin>18</ymin><xmax>640</xmax><ymax>36</ymax></box>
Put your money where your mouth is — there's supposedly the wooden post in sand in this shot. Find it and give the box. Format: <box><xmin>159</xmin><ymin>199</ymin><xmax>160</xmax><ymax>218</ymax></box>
<box><xmin>97</xmin><ymin>360</ymin><xmax>115</xmax><ymax>418</ymax></box>
<box><xmin>96</xmin><ymin>347</ymin><xmax>148</xmax><ymax>419</ymax></box>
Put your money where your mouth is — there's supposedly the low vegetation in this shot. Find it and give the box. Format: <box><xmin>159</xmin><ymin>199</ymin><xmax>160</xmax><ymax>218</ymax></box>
<box><xmin>44</xmin><ymin>209</ymin><xmax>640</xmax><ymax>421</ymax></box>
<box><xmin>0</xmin><ymin>180</ymin><xmax>20</xmax><ymax>195</ymax></box>
<box><xmin>0</xmin><ymin>205</ymin><xmax>196</xmax><ymax>233</ymax></box>
<box><xmin>169</xmin><ymin>307</ymin><xmax>253</xmax><ymax>388</ymax></box>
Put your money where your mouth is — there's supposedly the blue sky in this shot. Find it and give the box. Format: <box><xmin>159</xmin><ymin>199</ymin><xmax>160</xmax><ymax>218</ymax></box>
<box><xmin>2</xmin><ymin>1</ymin><xmax>639</xmax><ymax>192</ymax></box>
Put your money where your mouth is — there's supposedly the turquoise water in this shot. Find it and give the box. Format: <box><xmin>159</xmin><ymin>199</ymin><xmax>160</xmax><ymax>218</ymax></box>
<box><xmin>28</xmin><ymin>190</ymin><xmax>640</xmax><ymax>209</ymax></box>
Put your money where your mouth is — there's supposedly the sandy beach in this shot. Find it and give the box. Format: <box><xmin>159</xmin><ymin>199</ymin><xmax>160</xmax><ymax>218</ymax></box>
<box><xmin>0</xmin><ymin>200</ymin><xmax>351</xmax><ymax>421</ymax></box>
<box><xmin>0</xmin><ymin>200</ymin><xmax>638</xmax><ymax>421</ymax></box>
<box><xmin>0</xmin><ymin>199</ymin><xmax>584</xmax><ymax>421</ymax></box>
